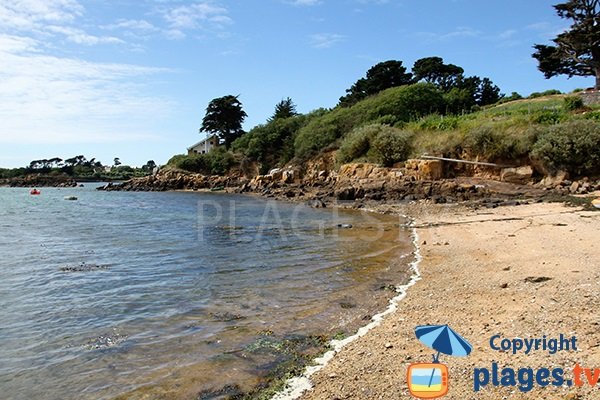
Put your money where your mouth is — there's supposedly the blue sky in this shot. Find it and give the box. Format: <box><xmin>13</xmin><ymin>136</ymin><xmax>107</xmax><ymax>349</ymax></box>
<box><xmin>0</xmin><ymin>0</ymin><xmax>592</xmax><ymax>168</ymax></box>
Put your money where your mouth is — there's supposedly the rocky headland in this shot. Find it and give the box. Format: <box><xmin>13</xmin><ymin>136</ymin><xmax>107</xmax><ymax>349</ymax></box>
<box><xmin>97</xmin><ymin>156</ymin><xmax>600</xmax><ymax>209</ymax></box>
<box><xmin>0</xmin><ymin>174</ymin><xmax>78</xmax><ymax>188</ymax></box>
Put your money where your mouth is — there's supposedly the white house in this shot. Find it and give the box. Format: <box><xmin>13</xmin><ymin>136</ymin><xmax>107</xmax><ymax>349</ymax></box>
<box><xmin>187</xmin><ymin>134</ymin><xmax>220</xmax><ymax>155</ymax></box>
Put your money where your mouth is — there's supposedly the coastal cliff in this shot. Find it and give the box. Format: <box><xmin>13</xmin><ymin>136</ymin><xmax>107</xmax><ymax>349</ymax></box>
<box><xmin>97</xmin><ymin>158</ymin><xmax>600</xmax><ymax>208</ymax></box>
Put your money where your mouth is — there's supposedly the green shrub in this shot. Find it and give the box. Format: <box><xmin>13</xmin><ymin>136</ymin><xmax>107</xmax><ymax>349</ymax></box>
<box><xmin>294</xmin><ymin>83</ymin><xmax>444</xmax><ymax>160</ymax></box>
<box><xmin>167</xmin><ymin>154</ymin><xmax>188</xmax><ymax>166</ymax></box>
<box><xmin>371</xmin><ymin>128</ymin><xmax>412</xmax><ymax>167</ymax></box>
<box><xmin>178</xmin><ymin>154</ymin><xmax>207</xmax><ymax>173</ymax></box>
<box><xmin>337</xmin><ymin>124</ymin><xmax>413</xmax><ymax>166</ymax></box>
<box><xmin>169</xmin><ymin>148</ymin><xmax>235</xmax><ymax>175</ymax></box>
<box><xmin>465</xmin><ymin>125</ymin><xmax>537</xmax><ymax>161</ymax></box>
<box><xmin>584</xmin><ymin>110</ymin><xmax>600</xmax><ymax>122</ymax></box>
<box><xmin>531</xmin><ymin>120</ymin><xmax>600</xmax><ymax>175</ymax></box>
<box><xmin>530</xmin><ymin>109</ymin><xmax>566</xmax><ymax>125</ymax></box>
<box><xmin>336</xmin><ymin>124</ymin><xmax>378</xmax><ymax>164</ymax></box>
<box><xmin>418</xmin><ymin>114</ymin><xmax>460</xmax><ymax>131</ymax></box>
<box><xmin>529</xmin><ymin>89</ymin><xmax>561</xmax><ymax>98</ymax></box>
<box><xmin>563</xmin><ymin>95</ymin><xmax>584</xmax><ymax>111</ymax></box>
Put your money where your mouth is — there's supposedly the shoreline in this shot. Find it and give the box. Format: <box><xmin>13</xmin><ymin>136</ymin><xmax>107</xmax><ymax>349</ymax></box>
<box><xmin>288</xmin><ymin>200</ymin><xmax>600</xmax><ymax>399</ymax></box>
<box><xmin>272</xmin><ymin>215</ymin><xmax>424</xmax><ymax>400</ymax></box>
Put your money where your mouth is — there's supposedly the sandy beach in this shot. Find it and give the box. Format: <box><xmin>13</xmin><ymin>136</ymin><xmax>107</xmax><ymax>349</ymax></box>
<box><xmin>292</xmin><ymin>201</ymin><xmax>600</xmax><ymax>399</ymax></box>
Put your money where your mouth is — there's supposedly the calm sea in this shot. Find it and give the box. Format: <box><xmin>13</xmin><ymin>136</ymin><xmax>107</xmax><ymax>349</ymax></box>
<box><xmin>0</xmin><ymin>185</ymin><xmax>413</xmax><ymax>399</ymax></box>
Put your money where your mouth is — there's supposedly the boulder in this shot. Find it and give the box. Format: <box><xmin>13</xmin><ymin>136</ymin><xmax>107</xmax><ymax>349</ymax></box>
<box><xmin>282</xmin><ymin>169</ymin><xmax>294</xmax><ymax>184</ymax></box>
<box><xmin>500</xmin><ymin>166</ymin><xmax>533</xmax><ymax>184</ymax></box>
<box><xmin>418</xmin><ymin>160</ymin><xmax>444</xmax><ymax>180</ymax></box>
<box><xmin>540</xmin><ymin>170</ymin><xmax>569</xmax><ymax>188</ymax></box>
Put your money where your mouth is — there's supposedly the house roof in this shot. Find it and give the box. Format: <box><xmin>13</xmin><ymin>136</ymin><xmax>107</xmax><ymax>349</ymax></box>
<box><xmin>187</xmin><ymin>134</ymin><xmax>220</xmax><ymax>150</ymax></box>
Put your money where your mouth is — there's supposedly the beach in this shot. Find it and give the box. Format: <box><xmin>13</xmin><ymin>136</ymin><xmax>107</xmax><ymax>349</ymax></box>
<box><xmin>293</xmin><ymin>201</ymin><xmax>600</xmax><ymax>399</ymax></box>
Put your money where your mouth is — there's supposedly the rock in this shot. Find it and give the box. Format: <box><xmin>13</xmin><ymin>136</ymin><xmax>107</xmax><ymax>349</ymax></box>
<box><xmin>336</xmin><ymin>223</ymin><xmax>353</xmax><ymax>229</ymax></box>
<box><xmin>335</xmin><ymin>186</ymin><xmax>356</xmax><ymax>200</ymax></box>
<box><xmin>569</xmin><ymin>181</ymin><xmax>580</xmax><ymax>193</ymax></box>
<box><xmin>500</xmin><ymin>166</ymin><xmax>533</xmax><ymax>184</ymax></box>
<box><xmin>540</xmin><ymin>170</ymin><xmax>569</xmax><ymax>187</ymax></box>
<box><xmin>417</xmin><ymin>160</ymin><xmax>444</xmax><ymax>180</ymax></box>
<box><xmin>282</xmin><ymin>169</ymin><xmax>295</xmax><ymax>183</ymax></box>
<box><xmin>524</xmin><ymin>276</ymin><xmax>553</xmax><ymax>283</ymax></box>
<box><xmin>308</xmin><ymin>199</ymin><xmax>326</xmax><ymax>208</ymax></box>
<box><xmin>384</xmin><ymin>342</ymin><xmax>393</xmax><ymax>349</ymax></box>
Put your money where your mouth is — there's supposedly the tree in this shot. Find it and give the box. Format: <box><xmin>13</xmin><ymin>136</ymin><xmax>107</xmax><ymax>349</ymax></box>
<box><xmin>532</xmin><ymin>0</ymin><xmax>600</xmax><ymax>89</ymax></box>
<box><xmin>113</xmin><ymin>157</ymin><xmax>121</xmax><ymax>166</ymax></box>
<box><xmin>339</xmin><ymin>60</ymin><xmax>413</xmax><ymax>107</ymax></box>
<box><xmin>269</xmin><ymin>97</ymin><xmax>298</xmax><ymax>121</ymax></box>
<box><xmin>200</xmin><ymin>95</ymin><xmax>247</xmax><ymax>149</ymax></box>
<box><xmin>477</xmin><ymin>77</ymin><xmax>502</xmax><ymax>106</ymax></box>
<box><xmin>143</xmin><ymin>160</ymin><xmax>157</xmax><ymax>172</ymax></box>
<box><xmin>412</xmin><ymin>57</ymin><xmax>464</xmax><ymax>91</ymax></box>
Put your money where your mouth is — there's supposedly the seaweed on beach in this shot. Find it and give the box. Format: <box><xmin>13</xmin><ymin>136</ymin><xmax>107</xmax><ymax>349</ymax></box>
<box><xmin>59</xmin><ymin>262</ymin><xmax>110</xmax><ymax>272</ymax></box>
<box><xmin>207</xmin><ymin>334</ymin><xmax>332</xmax><ymax>400</ymax></box>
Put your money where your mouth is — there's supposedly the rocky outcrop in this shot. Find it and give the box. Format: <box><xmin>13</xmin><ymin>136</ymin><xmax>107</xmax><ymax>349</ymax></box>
<box><xmin>98</xmin><ymin>168</ymin><xmax>248</xmax><ymax>192</ymax></box>
<box><xmin>98</xmin><ymin>157</ymin><xmax>600</xmax><ymax>208</ymax></box>
<box><xmin>1</xmin><ymin>174</ymin><xmax>78</xmax><ymax>187</ymax></box>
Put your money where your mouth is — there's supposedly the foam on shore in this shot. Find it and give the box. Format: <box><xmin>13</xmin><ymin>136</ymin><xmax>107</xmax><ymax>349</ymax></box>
<box><xmin>271</xmin><ymin>217</ymin><xmax>423</xmax><ymax>400</ymax></box>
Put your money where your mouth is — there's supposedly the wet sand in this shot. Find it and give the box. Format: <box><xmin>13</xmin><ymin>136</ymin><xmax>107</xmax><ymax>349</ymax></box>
<box><xmin>294</xmin><ymin>201</ymin><xmax>600</xmax><ymax>399</ymax></box>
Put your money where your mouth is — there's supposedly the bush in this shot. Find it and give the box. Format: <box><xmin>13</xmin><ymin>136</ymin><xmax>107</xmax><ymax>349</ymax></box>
<box><xmin>530</xmin><ymin>109</ymin><xmax>566</xmax><ymax>125</ymax></box>
<box><xmin>337</xmin><ymin>124</ymin><xmax>413</xmax><ymax>166</ymax></box>
<box><xmin>336</xmin><ymin>124</ymin><xmax>378</xmax><ymax>164</ymax></box>
<box><xmin>371</xmin><ymin>128</ymin><xmax>412</xmax><ymax>167</ymax></box>
<box><xmin>465</xmin><ymin>125</ymin><xmax>537</xmax><ymax>161</ymax></box>
<box><xmin>168</xmin><ymin>148</ymin><xmax>235</xmax><ymax>175</ymax></box>
<box><xmin>167</xmin><ymin>154</ymin><xmax>188</xmax><ymax>166</ymax></box>
<box><xmin>563</xmin><ymin>95</ymin><xmax>584</xmax><ymax>111</ymax></box>
<box><xmin>529</xmin><ymin>89</ymin><xmax>562</xmax><ymax>98</ymax></box>
<box><xmin>418</xmin><ymin>114</ymin><xmax>460</xmax><ymax>131</ymax></box>
<box><xmin>294</xmin><ymin>83</ymin><xmax>444</xmax><ymax>160</ymax></box>
<box><xmin>531</xmin><ymin>120</ymin><xmax>600</xmax><ymax>175</ymax></box>
<box><xmin>233</xmin><ymin>112</ymin><xmax>314</xmax><ymax>170</ymax></box>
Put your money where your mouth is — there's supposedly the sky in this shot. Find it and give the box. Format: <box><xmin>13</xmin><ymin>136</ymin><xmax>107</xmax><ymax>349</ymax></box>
<box><xmin>0</xmin><ymin>0</ymin><xmax>593</xmax><ymax>168</ymax></box>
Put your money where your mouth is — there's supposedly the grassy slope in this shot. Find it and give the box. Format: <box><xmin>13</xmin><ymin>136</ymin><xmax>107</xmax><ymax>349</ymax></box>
<box><xmin>406</xmin><ymin>95</ymin><xmax>600</xmax><ymax>162</ymax></box>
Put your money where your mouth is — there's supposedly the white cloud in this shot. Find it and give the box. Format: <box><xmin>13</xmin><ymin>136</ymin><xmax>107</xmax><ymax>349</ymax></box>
<box><xmin>287</xmin><ymin>0</ymin><xmax>321</xmax><ymax>5</ymax></box>
<box><xmin>441</xmin><ymin>27</ymin><xmax>481</xmax><ymax>39</ymax></box>
<box><xmin>414</xmin><ymin>27</ymin><xmax>482</xmax><ymax>42</ymax></box>
<box><xmin>0</xmin><ymin>34</ymin><xmax>174</xmax><ymax>145</ymax></box>
<box><xmin>159</xmin><ymin>1</ymin><xmax>232</xmax><ymax>39</ymax></box>
<box><xmin>0</xmin><ymin>0</ymin><xmax>83</xmax><ymax>30</ymax></box>
<box><xmin>309</xmin><ymin>33</ymin><xmax>345</xmax><ymax>49</ymax></box>
<box><xmin>104</xmin><ymin>19</ymin><xmax>159</xmax><ymax>33</ymax></box>
<box><xmin>47</xmin><ymin>25</ymin><xmax>124</xmax><ymax>45</ymax></box>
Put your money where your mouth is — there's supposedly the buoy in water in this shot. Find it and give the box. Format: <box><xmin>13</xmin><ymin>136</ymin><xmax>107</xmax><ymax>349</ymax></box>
<box><xmin>30</xmin><ymin>189</ymin><xmax>41</xmax><ymax>195</ymax></box>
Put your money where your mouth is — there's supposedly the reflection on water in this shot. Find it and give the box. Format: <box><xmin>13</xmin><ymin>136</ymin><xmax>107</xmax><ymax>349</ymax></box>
<box><xmin>0</xmin><ymin>185</ymin><xmax>413</xmax><ymax>399</ymax></box>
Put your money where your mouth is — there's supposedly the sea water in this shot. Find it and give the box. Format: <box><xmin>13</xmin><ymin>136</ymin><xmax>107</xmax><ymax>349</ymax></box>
<box><xmin>0</xmin><ymin>185</ymin><xmax>413</xmax><ymax>399</ymax></box>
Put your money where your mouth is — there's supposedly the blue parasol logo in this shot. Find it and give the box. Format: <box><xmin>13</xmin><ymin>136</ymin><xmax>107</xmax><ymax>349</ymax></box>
<box><xmin>407</xmin><ymin>324</ymin><xmax>473</xmax><ymax>399</ymax></box>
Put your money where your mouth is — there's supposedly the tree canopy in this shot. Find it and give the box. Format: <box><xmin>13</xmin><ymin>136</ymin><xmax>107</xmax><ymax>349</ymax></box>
<box><xmin>532</xmin><ymin>0</ymin><xmax>600</xmax><ymax>89</ymax></box>
<box><xmin>269</xmin><ymin>97</ymin><xmax>298</xmax><ymax>121</ymax></box>
<box><xmin>200</xmin><ymin>95</ymin><xmax>247</xmax><ymax>149</ymax></box>
<box><xmin>412</xmin><ymin>56</ymin><xmax>464</xmax><ymax>91</ymax></box>
<box><xmin>339</xmin><ymin>60</ymin><xmax>413</xmax><ymax>107</ymax></box>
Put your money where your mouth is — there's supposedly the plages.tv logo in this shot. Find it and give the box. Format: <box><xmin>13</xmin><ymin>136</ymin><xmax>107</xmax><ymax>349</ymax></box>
<box><xmin>407</xmin><ymin>324</ymin><xmax>473</xmax><ymax>399</ymax></box>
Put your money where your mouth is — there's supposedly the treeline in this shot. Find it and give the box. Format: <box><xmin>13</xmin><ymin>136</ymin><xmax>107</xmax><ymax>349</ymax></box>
<box><xmin>172</xmin><ymin>53</ymin><xmax>600</xmax><ymax>178</ymax></box>
<box><xmin>0</xmin><ymin>156</ymin><xmax>157</xmax><ymax>180</ymax></box>
<box><xmin>171</xmin><ymin>56</ymin><xmax>508</xmax><ymax>175</ymax></box>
